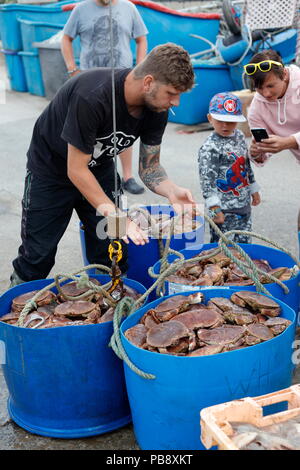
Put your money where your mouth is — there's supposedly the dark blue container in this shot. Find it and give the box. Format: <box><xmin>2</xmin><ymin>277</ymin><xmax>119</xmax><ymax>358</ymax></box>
<box><xmin>18</xmin><ymin>51</ymin><xmax>44</xmax><ymax>96</ymax></box>
<box><xmin>153</xmin><ymin>243</ymin><xmax>300</xmax><ymax>314</ymax></box>
<box><xmin>79</xmin><ymin>205</ymin><xmax>205</xmax><ymax>295</ymax></box>
<box><xmin>0</xmin><ymin>49</ymin><xmax>28</xmax><ymax>92</ymax></box>
<box><xmin>0</xmin><ymin>275</ymin><xmax>146</xmax><ymax>438</ymax></box>
<box><xmin>168</xmin><ymin>61</ymin><xmax>234</xmax><ymax>125</ymax></box>
<box><xmin>121</xmin><ymin>288</ymin><xmax>296</xmax><ymax>450</ymax></box>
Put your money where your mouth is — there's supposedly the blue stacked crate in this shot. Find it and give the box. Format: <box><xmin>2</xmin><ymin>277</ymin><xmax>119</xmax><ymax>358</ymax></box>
<box><xmin>0</xmin><ymin>1</ymin><xmax>79</xmax><ymax>93</ymax></box>
<box><xmin>18</xmin><ymin>19</ymin><xmax>64</xmax><ymax>96</ymax></box>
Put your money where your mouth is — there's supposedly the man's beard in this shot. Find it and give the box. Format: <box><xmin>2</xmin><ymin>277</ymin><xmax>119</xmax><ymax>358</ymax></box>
<box><xmin>144</xmin><ymin>88</ymin><xmax>165</xmax><ymax>113</ymax></box>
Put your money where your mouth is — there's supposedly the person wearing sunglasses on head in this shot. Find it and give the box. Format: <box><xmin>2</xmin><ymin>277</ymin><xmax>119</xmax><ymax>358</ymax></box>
<box><xmin>246</xmin><ymin>49</ymin><xmax>300</xmax><ymax>166</ymax></box>
<box><xmin>246</xmin><ymin>49</ymin><xmax>300</xmax><ymax>254</ymax></box>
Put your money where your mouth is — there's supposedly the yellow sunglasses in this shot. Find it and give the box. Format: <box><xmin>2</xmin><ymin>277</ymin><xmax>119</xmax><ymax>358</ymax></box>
<box><xmin>244</xmin><ymin>60</ymin><xmax>283</xmax><ymax>75</ymax></box>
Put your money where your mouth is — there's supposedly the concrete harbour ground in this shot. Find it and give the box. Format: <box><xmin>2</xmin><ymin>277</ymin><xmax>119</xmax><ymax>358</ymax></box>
<box><xmin>0</xmin><ymin>52</ymin><xmax>300</xmax><ymax>450</ymax></box>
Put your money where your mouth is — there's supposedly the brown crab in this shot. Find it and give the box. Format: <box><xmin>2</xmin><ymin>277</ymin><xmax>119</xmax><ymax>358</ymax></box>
<box><xmin>58</xmin><ymin>278</ymin><xmax>101</xmax><ymax>302</ymax></box>
<box><xmin>187</xmin><ymin>345</ymin><xmax>223</xmax><ymax>356</ymax></box>
<box><xmin>197</xmin><ymin>325</ymin><xmax>246</xmax><ymax>350</ymax></box>
<box><xmin>146</xmin><ymin>320</ymin><xmax>192</xmax><ymax>354</ymax></box>
<box><xmin>0</xmin><ymin>311</ymin><xmax>20</xmax><ymax>325</ymax></box>
<box><xmin>244</xmin><ymin>323</ymin><xmax>274</xmax><ymax>345</ymax></box>
<box><xmin>173</xmin><ymin>307</ymin><xmax>224</xmax><ymax>330</ymax></box>
<box><xmin>11</xmin><ymin>289</ymin><xmax>56</xmax><ymax>313</ymax></box>
<box><xmin>143</xmin><ymin>292</ymin><xmax>203</xmax><ymax>323</ymax></box>
<box><xmin>54</xmin><ymin>300</ymin><xmax>101</xmax><ymax>323</ymax></box>
<box><xmin>230</xmin><ymin>291</ymin><xmax>281</xmax><ymax>317</ymax></box>
<box><xmin>202</xmin><ymin>264</ymin><xmax>224</xmax><ymax>284</ymax></box>
<box><xmin>259</xmin><ymin>267</ymin><xmax>292</xmax><ymax>284</ymax></box>
<box><xmin>264</xmin><ymin>317</ymin><xmax>292</xmax><ymax>335</ymax></box>
<box><xmin>124</xmin><ymin>324</ymin><xmax>148</xmax><ymax>348</ymax></box>
<box><xmin>207</xmin><ymin>297</ymin><xmax>256</xmax><ymax>325</ymax></box>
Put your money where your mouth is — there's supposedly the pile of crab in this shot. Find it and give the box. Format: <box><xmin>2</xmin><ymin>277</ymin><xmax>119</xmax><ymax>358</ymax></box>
<box><xmin>0</xmin><ymin>279</ymin><xmax>141</xmax><ymax>329</ymax></box>
<box><xmin>125</xmin><ymin>291</ymin><xmax>292</xmax><ymax>356</ymax></box>
<box><xmin>166</xmin><ymin>247</ymin><xmax>292</xmax><ymax>287</ymax></box>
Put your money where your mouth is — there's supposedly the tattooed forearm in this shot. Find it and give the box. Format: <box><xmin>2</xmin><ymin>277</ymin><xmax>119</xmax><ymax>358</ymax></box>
<box><xmin>139</xmin><ymin>142</ymin><xmax>168</xmax><ymax>192</ymax></box>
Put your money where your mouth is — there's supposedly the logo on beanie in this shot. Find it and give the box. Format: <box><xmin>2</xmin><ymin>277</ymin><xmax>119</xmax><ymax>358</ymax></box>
<box><xmin>224</xmin><ymin>99</ymin><xmax>236</xmax><ymax>113</ymax></box>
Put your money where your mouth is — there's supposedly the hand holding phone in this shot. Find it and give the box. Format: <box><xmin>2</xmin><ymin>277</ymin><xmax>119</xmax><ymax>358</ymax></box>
<box><xmin>251</xmin><ymin>128</ymin><xmax>269</xmax><ymax>142</ymax></box>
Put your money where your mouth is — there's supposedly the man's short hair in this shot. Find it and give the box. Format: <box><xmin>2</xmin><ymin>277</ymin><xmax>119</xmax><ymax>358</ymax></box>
<box><xmin>248</xmin><ymin>49</ymin><xmax>284</xmax><ymax>89</ymax></box>
<box><xmin>133</xmin><ymin>43</ymin><xmax>194</xmax><ymax>91</ymax></box>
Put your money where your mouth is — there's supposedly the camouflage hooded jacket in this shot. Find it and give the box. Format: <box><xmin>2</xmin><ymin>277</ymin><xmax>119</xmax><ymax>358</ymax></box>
<box><xmin>198</xmin><ymin>129</ymin><xmax>260</xmax><ymax>213</ymax></box>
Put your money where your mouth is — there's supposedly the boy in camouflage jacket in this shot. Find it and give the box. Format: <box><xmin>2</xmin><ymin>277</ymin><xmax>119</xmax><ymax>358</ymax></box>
<box><xmin>198</xmin><ymin>92</ymin><xmax>261</xmax><ymax>243</ymax></box>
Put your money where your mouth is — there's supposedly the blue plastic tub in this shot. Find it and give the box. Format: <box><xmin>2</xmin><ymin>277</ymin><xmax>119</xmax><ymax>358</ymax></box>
<box><xmin>18</xmin><ymin>19</ymin><xmax>64</xmax><ymax>52</ymax></box>
<box><xmin>153</xmin><ymin>243</ymin><xmax>300</xmax><ymax>314</ymax></box>
<box><xmin>168</xmin><ymin>61</ymin><xmax>234</xmax><ymax>125</ymax></box>
<box><xmin>18</xmin><ymin>51</ymin><xmax>44</xmax><ymax>96</ymax></box>
<box><xmin>0</xmin><ymin>49</ymin><xmax>28</xmax><ymax>92</ymax></box>
<box><xmin>121</xmin><ymin>288</ymin><xmax>296</xmax><ymax>450</ymax></box>
<box><xmin>0</xmin><ymin>274</ymin><xmax>146</xmax><ymax>438</ymax></box>
<box><xmin>79</xmin><ymin>205</ymin><xmax>205</xmax><ymax>294</ymax></box>
<box><xmin>0</xmin><ymin>0</ymin><xmax>77</xmax><ymax>50</ymax></box>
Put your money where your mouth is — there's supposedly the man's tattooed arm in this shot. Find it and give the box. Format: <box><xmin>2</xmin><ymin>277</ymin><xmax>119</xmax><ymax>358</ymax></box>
<box><xmin>138</xmin><ymin>142</ymin><xmax>168</xmax><ymax>192</ymax></box>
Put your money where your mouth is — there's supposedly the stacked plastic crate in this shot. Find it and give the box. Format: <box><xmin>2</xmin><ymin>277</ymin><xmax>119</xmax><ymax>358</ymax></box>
<box><xmin>0</xmin><ymin>1</ymin><xmax>78</xmax><ymax>95</ymax></box>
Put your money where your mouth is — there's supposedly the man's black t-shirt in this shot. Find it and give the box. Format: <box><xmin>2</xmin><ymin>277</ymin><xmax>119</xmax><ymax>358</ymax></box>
<box><xmin>27</xmin><ymin>68</ymin><xmax>168</xmax><ymax>181</ymax></box>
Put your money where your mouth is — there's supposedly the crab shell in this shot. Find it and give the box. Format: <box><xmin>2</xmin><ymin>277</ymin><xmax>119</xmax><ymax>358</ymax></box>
<box><xmin>125</xmin><ymin>324</ymin><xmax>148</xmax><ymax>348</ymax></box>
<box><xmin>173</xmin><ymin>307</ymin><xmax>224</xmax><ymax>330</ymax></box>
<box><xmin>230</xmin><ymin>291</ymin><xmax>281</xmax><ymax>317</ymax></box>
<box><xmin>264</xmin><ymin>317</ymin><xmax>292</xmax><ymax>335</ymax></box>
<box><xmin>245</xmin><ymin>323</ymin><xmax>274</xmax><ymax>342</ymax></box>
<box><xmin>146</xmin><ymin>320</ymin><xmax>190</xmax><ymax>348</ymax></box>
<box><xmin>12</xmin><ymin>289</ymin><xmax>56</xmax><ymax>313</ymax></box>
<box><xmin>54</xmin><ymin>300</ymin><xmax>99</xmax><ymax>318</ymax></box>
<box><xmin>0</xmin><ymin>311</ymin><xmax>20</xmax><ymax>324</ymax></box>
<box><xmin>187</xmin><ymin>345</ymin><xmax>223</xmax><ymax>356</ymax></box>
<box><xmin>58</xmin><ymin>278</ymin><xmax>100</xmax><ymax>302</ymax></box>
<box><xmin>197</xmin><ymin>325</ymin><xmax>246</xmax><ymax>347</ymax></box>
<box><xmin>147</xmin><ymin>292</ymin><xmax>203</xmax><ymax>322</ymax></box>
<box><xmin>202</xmin><ymin>264</ymin><xmax>223</xmax><ymax>284</ymax></box>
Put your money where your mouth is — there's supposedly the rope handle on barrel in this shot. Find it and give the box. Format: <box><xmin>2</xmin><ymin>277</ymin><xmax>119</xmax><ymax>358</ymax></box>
<box><xmin>17</xmin><ymin>263</ymin><xmax>123</xmax><ymax>327</ymax></box>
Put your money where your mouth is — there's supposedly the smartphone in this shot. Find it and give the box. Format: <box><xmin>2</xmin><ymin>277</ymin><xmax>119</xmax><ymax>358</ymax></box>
<box><xmin>251</xmin><ymin>128</ymin><xmax>269</xmax><ymax>142</ymax></box>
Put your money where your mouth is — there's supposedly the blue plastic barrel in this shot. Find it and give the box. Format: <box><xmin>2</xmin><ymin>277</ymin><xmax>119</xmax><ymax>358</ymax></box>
<box><xmin>18</xmin><ymin>51</ymin><xmax>45</xmax><ymax>96</ymax></box>
<box><xmin>121</xmin><ymin>288</ymin><xmax>296</xmax><ymax>450</ymax></box>
<box><xmin>153</xmin><ymin>243</ymin><xmax>300</xmax><ymax>314</ymax></box>
<box><xmin>0</xmin><ymin>274</ymin><xmax>146</xmax><ymax>438</ymax></box>
<box><xmin>79</xmin><ymin>205</ymin><xmax>205</xmax><ymax>294</ymax></box>
<box><xmin>0</xmin><ymin>49</ymin><xmax>28</xmax><ymax>92</ymax></box>
<box><xmin>168</xmin><ymin>60</ymin><xmax>234</xmax><ymax>125</ymax></box>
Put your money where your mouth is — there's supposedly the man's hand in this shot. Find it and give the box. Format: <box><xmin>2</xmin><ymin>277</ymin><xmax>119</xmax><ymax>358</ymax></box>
<box><xmin>167</xmin><ymin>185</ymin><xmax>196</xmax><ymax>215</ymax></box>
<box><xmin>122</xmin><ymin>217</ymin><xmax>149</xmax><ymax>245</ymax></box>
<box><xmin>251</xmin><ymin>192</ymin><xmax>261</xmax><ymax>206</ymax></box>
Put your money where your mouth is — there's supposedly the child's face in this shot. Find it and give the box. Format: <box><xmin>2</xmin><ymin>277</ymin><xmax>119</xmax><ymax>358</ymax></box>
<box><xmin>208</xmin><ymin>114</ymin><xmax>238</xmax><ymax>137</ymax></box>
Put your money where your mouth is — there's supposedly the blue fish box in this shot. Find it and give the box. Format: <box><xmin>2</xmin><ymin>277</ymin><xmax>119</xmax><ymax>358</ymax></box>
<box><xmin>121</xmin><ymin>288</ymin><xmax>296</xmax><ymax>450</ymax></box>
<box><xmin>0</xmin><ymin>274</ymin><xmax>146</xmax><ymax>438</ymax></box>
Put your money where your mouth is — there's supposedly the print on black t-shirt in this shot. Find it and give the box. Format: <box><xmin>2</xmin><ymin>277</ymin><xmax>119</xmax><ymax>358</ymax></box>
<box><xmin>90</xmin><ymin>131</ymin><xmax>136</xmax><ymax>167</ymax></box>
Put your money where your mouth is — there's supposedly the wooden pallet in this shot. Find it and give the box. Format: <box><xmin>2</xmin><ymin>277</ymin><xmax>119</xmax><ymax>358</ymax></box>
<box><xmin>200</xmin><ymin>384</ymin><xmax>300</xmax><ymax>450</ymax></box>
